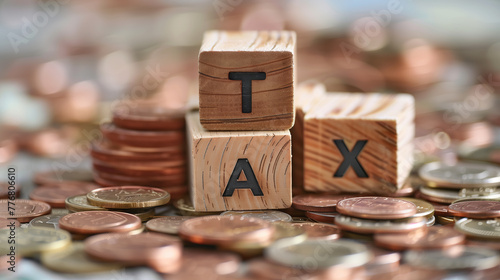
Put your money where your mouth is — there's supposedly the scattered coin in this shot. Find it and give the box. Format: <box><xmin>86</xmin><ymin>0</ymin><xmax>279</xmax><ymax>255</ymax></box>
<box><xmin>292</xmin><ymin>194</ymin><xmax>359</xmax><ymax>212</ymax></box>
<box><xmin>454</xmin><ymin>218</ymin><xmax>500</xmax><ymax>240</ymax></box>
<box><xmin>220</xmin><ymin>210</ymin><xmax>292</xmax><ymax>222</ymax></box>
<box><xmin>58</xmin><ymin>211</ymin><xmax>142</xmax><ymax>235</ymax></box>
<box><xmin>0</xmin><ymin>227</ymin><xmax>71</xmax><ymax>256</ymax></box>
<box><xmin>305</xmin><ymin>211</ymin><xmax>337</xmax><ymax>223</ymax></box>
<box><xmin>178</xmin><ymin>215</ymin><xmax>274</xmax><ymax>246</ymax></box>
<box><xmin>449</xmin><ymin>200</ymin><xmax>500</xmax><ymax>219</ymax></box>
<box><xmin>87</xmin><ymin>186</ymin><xmax>171</xmax><ymax>209</ymax></box>
<box><xmin>146</xmin><ymin>216</ymin><xmax>194</xmax><ymax>235</ymax></box>
<box><xmin>336</xmin><ymin>197</ymin><xmax>417</xmax><ymax>220</ymax></box>
<box><xmin>419</xmin><ymin>161</ymin><xmax>500</xmax><ymax>188</ymax></box>
<box><xmin>173</xmin><ymin>196</ymin><xmax>220</xmax><ymax>216</ymax></box>
<box><xmin>0</xmin><ymin>199</ymin><xmax>51</xmax><ymax>222</ymax></box>
<box><xmin>168</xmin><ymin>249</ymin><xmax>240</xmax><ymax>279</ymax></box>
<box><xmin>335</xmin><ymin>215</ymin><xmax>426</xmax><ymax>234</ymax></box>
<box><xmin>290</xmin><ymin>223</ymin><xmax>342</xmax><ymax>241</ymax></box>
<box><xmin>266</xmin><ymin>239</ymin><xmax>371</xmax><ymax>269</ymax></box>
<box><xmin>374</xmin><ymin>227</ymin><xmax>465</xmax><ymax>251</ymax></box>
<box><xmin>29</xmin><ymin>214</ymin><xmax>64</xmax><ymax>229</ymax></box>
<box><xmin>84</xmin><ymin>232</ymin><xmax>182</xmax><ymax>273</ymax></box>
<box><xmin>41</xmin><ymin>242</ymin><xmax>122</xmax><ymax>273</ymax></box>
<box><xmin>65</xmin><ymin>194</ymin><xmax>107</xmax><ymax>212</ymax></box>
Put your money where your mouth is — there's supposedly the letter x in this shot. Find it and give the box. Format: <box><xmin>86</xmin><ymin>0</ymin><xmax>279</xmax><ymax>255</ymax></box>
<box><xmin>333</xmin><ymin>140</ymin><xmax>368</xmax><ymax>178</ymax></box>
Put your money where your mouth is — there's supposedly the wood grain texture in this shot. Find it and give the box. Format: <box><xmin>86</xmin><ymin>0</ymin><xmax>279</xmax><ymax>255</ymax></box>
<box><xmin>291</xmin><ymin>82</ymin><xmax>326</xmax><ymax>189</ymax></box>
<box><xmin>187</xmin><ymin>111</ymin><xmax>291</xmax><ymax>211</ymax></box>
<box><xmin>303</xmin><ymin>93</ymin><xmax>414</xmax><ymax>194</ymax></box>
<box><xmin>199</xmin><ymin>30</ymin><xmax>296</xmax><ymax>131</ymax></box>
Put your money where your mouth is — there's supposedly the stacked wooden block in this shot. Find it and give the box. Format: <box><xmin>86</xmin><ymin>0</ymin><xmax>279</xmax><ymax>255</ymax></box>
<box><xmin>187</xmin><ymin>31</ymin><xmax>296</xmax><ymax>211</ymax></box>
<box><xmin>188</xmin><ymin>30</ymin><xmax>415</xmax><ymax>212</ymax></box>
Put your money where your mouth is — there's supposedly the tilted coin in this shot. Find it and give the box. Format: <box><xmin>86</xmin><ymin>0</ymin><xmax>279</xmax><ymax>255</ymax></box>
<box><xmin>290</xmin><ymin>223</ymin><xmax>342</xmax><ymax>241</ymax></box>
<box><xmin>419</xmin><ymin>161</ymin><xmax>500</xmax><ymax>188</ymax></box>
<box><xmin>87</xmin><ymin>186</ymin><xmax>171</xmax><ymax>209</ymax></box>
<box><xmin>449</xmin><ymin>200</ymin><xmax>500</xmax><ymax>219</ymax></box>
<box><xmin>84</xmin><ymin>232</ymin><xmax>182</xmax><ymax>273</ymax></box>
<box><xmin>0</xmin><ymin>199</ymin><xmax>51</xmax><ymax>222</ymax></box>
<box><xmin>146</xmin><ymin>216</ymin><xmax>195</xmax><ymax>235</ymax></box>
<box><xmin>41</xmin><ymin>242</ymin><xmax>122</xmax><ymax>273</ymax></box>
<box><xmin>0</xmin><ymin>227</ymin><xmax>70</xmax><ymax>256</ymax></box>
<box><xmin>58</xmin><ymin>211</ymin><xmax>142</xmax><ymax>235</ymax></box>
<box><xmin>305</xmin><ymin>211</ymin><xmax>337</xmax><ymax>224</ymax></box>
<box><xmin>336</xmin><ymin>197</ymin><xmax>417</xmax><ymax>220</ymax></box>
<box><xmin>265</xmin><ymin>239</ymin><xmax>371</xmax><ymax>269</ymax></box>
<box><xmin>374</xmin><ymin>227</ymin><xmax>465</xmax><ymax>251</ymax></box>
<box><xmin>29</xmin><ymin>214</ymin><xmax>64</xmax><ymax>229</ymax></box>
<box><xmin>399</xmin><ymin>197</ymin><xmax>434</xmax><ymax>218</ymax></box>
<box><xmin>220</xmin><ymin>210</ymin><xmax>292</xmax><ymax>222</ymax></box>
<box><xmin>455</xmin><ymin>218</ymin><xmax>500</xmax><ymax>240</ymax></box>
<box><xmin>335</xmin><ymin>215</ymin><xmax>426</xmax><ymax>234</ymax></box>
<box><xmin>178</xmin><ymin>215</ymin><xmax>274</xmax><ymax>246</ymax></box>
<box><xmin>404</xmin><ymin>246</ymin><xmax>500</xmax><ymax>270</ymax></box>
<box><xmin>65</xmin><ymin>194</ymin><xmax>107</xmax><ymax>212</ymax></box>
<box><xmin>29</xmin><ymin>182</ymin><xmax>99</xmax><ymax>208</ymax></box>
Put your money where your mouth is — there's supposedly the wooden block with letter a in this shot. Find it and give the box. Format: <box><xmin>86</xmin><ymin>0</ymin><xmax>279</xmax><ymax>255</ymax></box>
<box><xmin>199</xmin><ymin>30</ymin><xmax>296</xmax><ymax>131</ymax></box>
<box><xmin>187</xmin><ymin>111</ymin><xmax>291</xmax><ymax>211</ymax></box>
<box><xmin>303</xmin><ymin>93</ymin><xmax>414</xmax><ymax>194</ymax></box>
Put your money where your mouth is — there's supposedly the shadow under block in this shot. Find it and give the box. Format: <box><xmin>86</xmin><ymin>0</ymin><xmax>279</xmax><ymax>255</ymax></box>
<box><xmin>187</xmin><ymin>111</ymin><xmax>292</xmax><ymax>211</ymax></box>
<box><xmin>303</xmin><ymin>93</ymin><xmax>414</xmax><ymax>194</ymax></box>
<box><xmin>199</xmin><ymin>30</ymin><xmax>296</xmax><ymax>131</ymax></box>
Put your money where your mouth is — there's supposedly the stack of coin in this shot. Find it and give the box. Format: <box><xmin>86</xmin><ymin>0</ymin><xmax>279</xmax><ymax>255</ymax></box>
<box><xmin>333</xmin><ymin>197</ymin><xmax>427</xmax><ymax>235</ymax></box>
<box><xmin>91</xmin><ymin>102</ymin><xmax>188</xmax><ymax>199</ymax></box>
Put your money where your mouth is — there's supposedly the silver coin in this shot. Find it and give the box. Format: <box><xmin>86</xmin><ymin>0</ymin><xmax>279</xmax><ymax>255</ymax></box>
<box><xmin>265</xmin><ymin>239</ymin><xmax>371</xmax><ymax>269</ymax></box>
<box><xmin>404</xmin><ymin>246</ymin><xmax>500</xmax><ymax>270</ymax></box>
<box><xmin>420</xmin><ymin>185</ymin><xmax>500</xmax><ymax>204</ymax></box>
<box><xmin>220</xmin><ymin>210</ymin><xmax>292</xmax><ymax>222</ymax></box>
<box><xmin>334</xmin><ymin>215</ymin><xmax>426</xmax><ymax>234</ymax></box>
<box><xmin>29</xmin><ymin>214</ymin><xmax>64</xmax><ymax>229</ymax></box>
<box><xmin>455</xmin><ymin>218</ymin><xmax>500</xmax><ymax>240</ymax></box>
<box><xmin>419</xmin><ymin>161</ymin><xmax>500</xmax><ymax>188</ymax></box>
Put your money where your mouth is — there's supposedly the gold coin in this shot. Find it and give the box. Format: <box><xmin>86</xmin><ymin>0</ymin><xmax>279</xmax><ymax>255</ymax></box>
<box><xmin>436</xmin><ymin>216</ymin><xmax>455</xmax><ymax>225</ymax></box>
<box><xmin>455</xmin><ymin>218</ymin><xmax>500</xmax><ymax>240</ymax></box>
<box><xmin>41</xmin><ymin>242</ymin><xmax>122</xmax><ymax>273</ymax></box>
<box><xmin>173</xmin><ymin>196</ymin><xmax>220</xmax><ymax>216</ymax></box>
<box><xmin>0</xmin><ymin>227</ymin><xmax>71</xmax><ymax>256</ymax></box>
<box><xmin>87</xmin><ymin>186</ymin><xmax>170</xmax><ymax>209</ymax></box>
<box><xmin>399</xmin><ymin>198</ymin><xmax>434</xmax><ymax>218</ymax></box>
<box><xmin>65</xmin><ymin>195</ymin><xmax>107</xmax><ymax>212</ymax></box>
<box><xmin>146</xmin><ymin>216</ymin><xmax>195</xmax><ymax>235</ymax></box>
<box><xmin>122</xmin><ymin>208</ymin><xmax>155</xmax><ymax>222</ymax></box>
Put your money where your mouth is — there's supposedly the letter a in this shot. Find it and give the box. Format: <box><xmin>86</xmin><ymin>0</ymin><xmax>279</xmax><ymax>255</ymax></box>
<box><xmin>223</xmin><ymin>158</ymin><xmax>263</xmax><ymax>196</ymax></box>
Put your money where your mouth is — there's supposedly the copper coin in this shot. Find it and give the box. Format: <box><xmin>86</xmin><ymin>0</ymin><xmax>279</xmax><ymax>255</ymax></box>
<box><xmin>92</xmin><ymin>159</ymin><xmax>186</xmax><ymax>178</ymax></box>
<box><xmin>336</xmin><ymin>197</ymin><xmax>417</xmax><ymax>220</ymax></box>
<box><xmin>91</xmin><ymin>140</ymin><xmax>185</xmax><ymax>162</ymax></box>
<box><xmin>374</xmin><ymin>227</ymin><xmax>465</xmax><ymax>251</ymax></box>
<box><xmin>146</xmin><ymin>216</ymin><xmax>194</xmax><ymax>235</ymax></box>
<box><xmin>58</xmin><ymin>211</ymin><xmax>142</xmax><ymax>234</ymax></box>
<box><xmin>100</xmin><ymin>122</ymin><xmax>185</xmax><ymax>147</ymax></box>
<box><xmin>449</xmin><ymin>201</ymin><xmax>500</xmax><ymax>219</ymax></box>
<box><xmin>112</xmin><ymin>104</ymin><xmax>186</xmax><ymax>131</ymax></box>
<box><xmin>29</xmin><ymin>182</ymin><xmax>99</xmax><ymax>208</ymax></box>
<box><xmin>305</xmin><ymin>211</ymin><xmax>337</xmax><ymax>223</ymax></box>
<box><xmin>335</xmin><ymin>215</ymin><xmax>426</xmax><ymax>234</ymax></box>
<box><xmin>290</xmin><ymin>223</ymin><xmax>341</xmax><ymax>241</ymax></box>
<box><xmin>248</xmin><ymin>258</ymin><xmax>321</xmax><ymax>280</ymax></box>
<box><xmin>429</xmin><ymin>202</ymin><xmax>450</xmax><ymax>216</ymax></box>
<box><xmin>0</xmin><ymin>199</ymin><xmax>51</xmax><ymax>222</ymax></box>
<box><xmin>0</xmin><ymin>217</ymin><xmax>19</xmax><ymax>229</ymax></box>
<box><xmin>292</xmin><ymin>194</ymin><xmax>360</xmax><ymax>212</ymax></box>
<box><xmin>168</xmin><ymin>249</ymin><xmax>240</xmax><ymax>279</ymax></box>
<box><xmin>84</xmin><ymin>232</ymin><xmax>182</xmax><ymax>272</ymax></box>
<box><xmin>87</xmin><ymin>186</ymin><xmax>171</xmax><ymax>209</ymax></box>
<box><xmin>0</xmin><ymin>182</ymin><xmax>19</xmax><ymax>199</ymax></box>
<box><xmin>33</xmin><ymin>169</ymin><xmax>94</xmax><ymax>185</ymax></box>
<box><xmin>178</xmin><ymin>215</ymin><xmax>274</xmax><ymax>245</ymax></box>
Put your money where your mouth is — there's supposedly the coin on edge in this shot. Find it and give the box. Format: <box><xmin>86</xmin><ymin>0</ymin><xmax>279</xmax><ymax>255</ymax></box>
<box><xmin>87</xmin><ymin>186</ymin><xmax>171</xmax><ymax>209</ymax></box>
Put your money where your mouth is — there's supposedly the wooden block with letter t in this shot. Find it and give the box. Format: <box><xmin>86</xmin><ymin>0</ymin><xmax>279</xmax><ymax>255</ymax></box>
<box><xmin>199</xmin><ymin>30</ymin><xmax>296</xmax><ymax>131</ymax></box>
<box><xmin>186</xmin><ymin>111</ymin><xmax>291</xmax><ymax>211</ymax></box>
<box><xmin>303</xmin><ymin>93</ymin><xmax>414</xmax><ymax>194</ymax></box>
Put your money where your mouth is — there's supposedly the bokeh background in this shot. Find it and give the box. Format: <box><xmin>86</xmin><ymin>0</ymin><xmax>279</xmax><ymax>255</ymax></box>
<box><xmin>1</xmin><ymin>0</ymin><xmax>500</xmax><ymax>182</ymax></box>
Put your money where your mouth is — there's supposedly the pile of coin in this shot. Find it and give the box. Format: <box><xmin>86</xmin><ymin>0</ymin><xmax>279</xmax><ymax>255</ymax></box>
<box><xmin>91</xmin><ymin>102</ymin><xmax>188</xmax><ymax>199</ymax></box>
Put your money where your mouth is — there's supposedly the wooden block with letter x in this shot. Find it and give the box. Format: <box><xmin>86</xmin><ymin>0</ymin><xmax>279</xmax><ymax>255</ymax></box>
<box><xmin>187</xmin><ymin>111</ymin><xmax>291</xmax><ymax>211</ymax></box>
<box><xmin>199</xmin><ymin>30</ymin><xmax>296</xmax><ymax>131</ymax></box>
<box><xmin>303</xmin><ymin>93</ymin><xmax>414</xmax><ymax>194</ymax></box>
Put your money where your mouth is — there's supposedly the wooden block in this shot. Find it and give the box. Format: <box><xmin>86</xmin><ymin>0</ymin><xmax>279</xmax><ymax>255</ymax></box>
<box><xmin>303</xmin><ymin>93</ymin><xmax>414</xmax><ymax>194</ymax></box>
<box><xmin>291</xmin><ymin>82</ymin><xmax>326</xmax><ymax>189</ymax></box>
<box><xmin>187</xmin><ymin>111</ymin><xmax>291</xmax><ymax>211</ymax></box>
<box><xmin>199</xmin><ymin>30</ymin><xmax>296</xmax><ymax>131</ymax></box>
